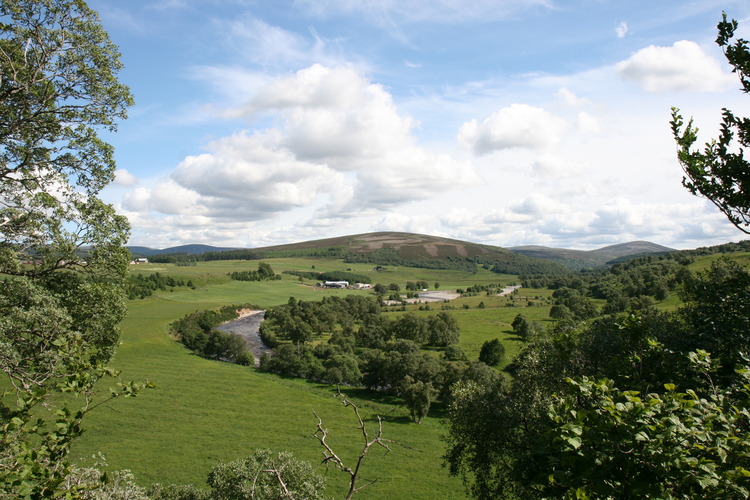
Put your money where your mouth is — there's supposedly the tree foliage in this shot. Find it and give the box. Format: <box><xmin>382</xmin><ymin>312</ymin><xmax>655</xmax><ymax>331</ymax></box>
<box><xmin>671</xmin><ymin>12</ymin><xmax>750</xmax><ymax>234</ymax></box>
<box><xmin>0</xmin><ymin>1</ymin><xmax>144</xmax><ymax>496</ymax></box>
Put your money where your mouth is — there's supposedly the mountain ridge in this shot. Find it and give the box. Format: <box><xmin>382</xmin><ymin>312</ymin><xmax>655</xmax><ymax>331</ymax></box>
<box><xmin>128</xmin><ymin>232</ymin><xmax>675</xmax><ymax>270</ymax></box>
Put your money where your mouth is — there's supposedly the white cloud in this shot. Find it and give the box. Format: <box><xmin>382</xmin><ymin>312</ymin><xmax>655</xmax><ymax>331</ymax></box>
<box><xmin>556</xmin><ymin>87</ymin><xmax>589</xmax><ymax>107</ymax></box>
<box><xmin>510</xmin><ymin>193</ymin><xmax>566</xmax><ymax>216</ymax></box>
<box><xmin>113</xmin><ymin>169</ymin><xmax>137</xmax><ymax>187</ymax></box>
<box><xmin>576</xmin><ymin>111</ymin><xmax>600</xmax><ymax>133</ymax></box>
<box><xmin>531</xmin><ymin>154</ymin><xmax>586</xmax><ymax>178</ymax></box>
<box><xmin>615</xmin><ymin>21</ymin><xmax>628</xmax><ymax>39</ymax></box>
<box><xmin>129</xmin><ymin>64</ymin><xmax>480</xmax><ymax>225</ymax></box>
<box><xmin>458</xmin><ymin>103</ymin><xmax>567</xmax><ymax>155</ymax></box>
<box><xmin>617</xmin><ymin>40</ymin><xmax>734</xmax><ymax>93</ymax></box>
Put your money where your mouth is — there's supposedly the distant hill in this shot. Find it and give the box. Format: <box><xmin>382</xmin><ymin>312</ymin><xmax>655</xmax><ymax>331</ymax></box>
<box><xmin>127</xmin><ymin>244</ymin><xmax>238</xmax><ymax>257</ymax></box>
<box><xmin>261</xmin><ymin>232</ymin><xmax>574</xmax><ymax>274</ymax></box>
<box><xmin>135</xmin><ymin>232</ymin><xmax>570</xmax><ymax>275</ymax></box>
<box><xmin>128</xmin><ymin>233</ymin><xmax>676</xmax><ymax>272</ymax></box>
<box><xmin>510</xmin><ymin>241</ymin><xmax>676</xmax><ymax>270</ymax></box>
<box><xmin>255</xmin><ymin>232</ymin><xmax>516</xmax><ymax>260</ymax></box>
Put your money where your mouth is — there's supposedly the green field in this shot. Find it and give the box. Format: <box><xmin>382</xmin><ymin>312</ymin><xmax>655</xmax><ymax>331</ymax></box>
<box><xmin>63</xmin><ymin>250</ymin><xmax>750</xmax><ymax>497</ymax></box>
<box><xmin>71</xmin><ymin>258</ymin><xmax>537</xmax><ymax>499</ymax></box>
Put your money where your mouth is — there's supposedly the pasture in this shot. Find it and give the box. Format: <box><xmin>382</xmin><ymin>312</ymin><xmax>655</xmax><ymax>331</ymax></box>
<box><xmin>71</xmin><ymin>258</ymin><xmax>542</xmax><ymax>498</ymax></box>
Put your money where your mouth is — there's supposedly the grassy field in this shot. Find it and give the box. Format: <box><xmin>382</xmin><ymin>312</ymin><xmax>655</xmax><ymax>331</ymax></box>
<box><xmin>68</xmin><ymin>251</ymin><xmax>750</xmax><ymax>496</ymax></box>
<box><xmin>71</xmin><ymin>259</ymin><xmax>531</xmax><ymax>498</ymax></box>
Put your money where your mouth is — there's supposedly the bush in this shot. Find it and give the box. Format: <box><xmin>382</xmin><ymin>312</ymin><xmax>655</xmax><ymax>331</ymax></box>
<box><xmin>479</xmin><ymin>338</ymin><xmax>505</xmax><ymax>366</ymax></box>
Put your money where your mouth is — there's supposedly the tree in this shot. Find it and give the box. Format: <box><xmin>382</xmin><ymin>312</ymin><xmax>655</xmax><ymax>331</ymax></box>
<box><xmin>207</xmin><ymin>449</ymin><xmax>326</xmax><ymax>500</ymax></box>
<box><xmin>478</xmin><ymin>338</ymin><xmax>505</xmax><ymax>366</ymax></box>
<box><xmin>314</xmin><ymin>396</ymin><xmax>398</xmax><ymax>499</ymax></box>
<box><xmin>0</xmin><ymin>1</ymin><xmax>140</xmax><ymax>496</ymax></box>
<box><xmin>526</xmin><ymin>354</ymin><xmax>750</xmax><ymax>499</ymax></box>
<box><xmin>401</xmin><ymin>377</ymin><xmax>437</xmax><ymax>423</ymax></box>
<box><xmin>671</xmin><ymin>13</ymin><xmax>750</xmax><ymax>234</ymax></box>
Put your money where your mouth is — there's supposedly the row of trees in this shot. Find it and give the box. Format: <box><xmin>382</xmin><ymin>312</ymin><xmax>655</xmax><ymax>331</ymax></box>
<box><xmin>126</xmin><ymin>272</ymin><xmax>195</xmax><ymax>299</ymax></box>
<box><xmin>229</xmin><ymin>262</ymin><xmax>279</xmax><ymax>282</ymax></box>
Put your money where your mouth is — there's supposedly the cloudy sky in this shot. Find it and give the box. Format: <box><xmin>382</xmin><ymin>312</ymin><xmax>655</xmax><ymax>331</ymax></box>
<box><xmin>90</xmin><ymin>0</ymin><xmax>750</xmax><ymax>250</ymax></box>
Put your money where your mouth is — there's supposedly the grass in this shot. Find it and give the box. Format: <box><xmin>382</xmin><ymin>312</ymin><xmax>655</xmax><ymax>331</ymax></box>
<box><xmin>74</xmin><ymin>253</ymin><xmax>718</xmax><ymax>497</ymax></box>
<box><xmin>73</xmin><ymin>261</ymin><xmax>504</xmax><ymax>499</ymax></box>
<box><xmin>72</xmin><ymin>297</ymin><xmax>466</xmax><ymax>498</ymax></box>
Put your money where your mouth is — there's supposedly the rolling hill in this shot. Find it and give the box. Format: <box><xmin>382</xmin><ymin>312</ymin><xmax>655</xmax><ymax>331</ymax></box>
<box><xmin>128</xmin><ymin>233</ymin><xmax>677</xmax><ymax>271</ymax></box>
<box><xmin>509</xmin><ymin>240</ymin><xmax>675</xmax><ymax>269</ymax></box>
<box><xmin>127</xmin><ymin>244</ymin><xmax>239</xmax><ymax>257</ymax></box>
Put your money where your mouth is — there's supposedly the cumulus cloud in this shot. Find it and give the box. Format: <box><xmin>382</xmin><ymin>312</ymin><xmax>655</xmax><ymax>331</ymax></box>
<box><xmin>458</xmin><ymin>104</ymin><xmax>567</xmax><ymax>155</ymax></box>
<box><xmin>113</xmin><ymin>169</ymin><xmax>137</xmax><ymax>187</ymax></box>
<box><xmin>509</xmin><ymin>193</ymin><xmax>565</xmax><ymax>216</ymax></box>
<box><xmin>124</xmin><ymin>131</ymin><xmax>339</xmax><ymax>220</ymax></box>
<box><xmin>531</xmin><ymin>154</ymin><xmax>586</xmax><ymax>178</ymax></box>
<box><xmin>576</xmin><ymin>111</ymin><xmax>600</xmax><ymax>133</ymax></box>
<box><xmin>617</xmin><ymin>40</ymin><xmax>734</xmax><ymax>92</ymax></box>
<box><xmin>129</xmin><ymin>64</ymin><xmax>480</xmax><ymax>223</ymax></box>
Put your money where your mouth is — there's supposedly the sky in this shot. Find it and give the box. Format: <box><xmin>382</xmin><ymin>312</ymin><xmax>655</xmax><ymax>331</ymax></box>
<box><xmin>88</xmin><ymin>0</ymin><xmax>750</xmax><ymax>251</ymax></box>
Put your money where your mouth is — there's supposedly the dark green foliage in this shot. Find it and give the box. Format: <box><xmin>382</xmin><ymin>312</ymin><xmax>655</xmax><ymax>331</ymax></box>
<box><xmin>170</xmin><ymin>305</ymin><xmax>256</xmax><ymax>365</ymax></box>
<box><xmin>444</xmin><ymin>344</ymin><xmax>468</xmax><ymax>361</ymax></box>
<box><xmin>671</xmin><ymin>19</ymin><xmax>750</xmax><ymax>234</ymax></box>
<box><xmin>549</xmin><ymin>303</ymin><xmax>572</xmax><ymax>320</ymax></box>
<box><xmin>680</xmin><ymin>258</ymin><xmax>750</xmax><ymax>380</ymax></box>
<box><xmin>229</xmin><ymin>262</ymin><xmax>278</xmax><ymax>281</ymax></box>
<box><xmin>525</xmin><ymin>361</ymin><xmax>750</xmax><ymax>499</ymax></box>
<box><xmin>147</xmin><ymin>484</ymin><xmax>211</xmax><ymax>500</ymax></box>
<box><xmin>402</xmin><ymin>377</ymin><xmax>437</xmax><ymax>423</ymax></box>
<box><xmin>446</xmin><ymin>266</ymin><xmax>750</xmax><ymax>499</ymax></box>
<box><xmin>478</xmin><ymin>339</ymin><xmax>505</xmax><ymax>366</ymax></box>
<box><xmin>126</xmin><ymin>272</ymin><xmax>189</xmax><ymax>299</ymax></box>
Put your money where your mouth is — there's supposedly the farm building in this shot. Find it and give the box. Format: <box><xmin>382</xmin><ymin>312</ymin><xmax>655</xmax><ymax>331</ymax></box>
<box><xmin>323</xmin><ymin>281</ymin><xmax>349</xmax><ymax>288</ymax></box>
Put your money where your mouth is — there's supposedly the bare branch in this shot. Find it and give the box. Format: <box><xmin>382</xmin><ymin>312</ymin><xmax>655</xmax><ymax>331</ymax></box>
<box><xmin>312</xmin><ymin>395</ymin><xmax>405</xmax><ymax>500</ymax></box>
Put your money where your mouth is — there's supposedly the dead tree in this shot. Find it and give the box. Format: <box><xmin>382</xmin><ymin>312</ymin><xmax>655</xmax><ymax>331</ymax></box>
<box><xmin>313</xmin><ymin>396</ymin><xmax>399</xmax><ymax>499</ymax></box>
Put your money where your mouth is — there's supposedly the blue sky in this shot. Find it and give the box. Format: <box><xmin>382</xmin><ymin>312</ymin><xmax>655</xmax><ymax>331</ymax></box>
<box><xmin>90</xmin><ymin>0</ymin><xmax>750</xmax><ymax>250</ymax></box>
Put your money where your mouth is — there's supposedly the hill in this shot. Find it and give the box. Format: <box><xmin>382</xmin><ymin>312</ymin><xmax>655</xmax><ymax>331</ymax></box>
<box><xmin>510</xmin><ymin>240</ymin><xmax>675</xmax><ymax>269</ymax></box>
<box><xmin>211</xmin><ymin>232</ymin><xmax>571</xmax><ymax>275</ymax></box>
<box><xmin>257</xmin><ymin>232</ymin><xmax>514</xmax><ymax>260</ymax></box>
<box><xmin>127</xmin><ymin>244</ymin><xmax>238</xmax><ymax>257</ymax></box>
<box><xmin>130</xmin><ymin>232</ymin><xmax>676</xmax><ymax>272</ymax></box>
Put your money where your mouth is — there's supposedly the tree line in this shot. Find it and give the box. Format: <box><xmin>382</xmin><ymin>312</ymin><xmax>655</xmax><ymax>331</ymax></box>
<box><xmin>257</xmin><ymin>295</ymin><xmax>504</xmax><ymax>423</ymax></box>
<box><xmin>170</xmin><ymin>305</ymin><xmax>258</xmax><ymax>366</ymax></box>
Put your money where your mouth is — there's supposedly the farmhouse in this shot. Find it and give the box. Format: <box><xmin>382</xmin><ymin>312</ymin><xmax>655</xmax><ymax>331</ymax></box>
<box><xmin>322</xmin><ymin>281</ymin><xmax>349</xmax><ymax>288</ymax></box>
<box><xmin>132</xmin><ymin>257</ymin><xmax>149</xmax><ymax>264</ymax></box>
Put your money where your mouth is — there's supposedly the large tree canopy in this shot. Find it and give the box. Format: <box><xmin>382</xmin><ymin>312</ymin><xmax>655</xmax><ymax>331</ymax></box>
<box><xmin>0</xmin><ymin>1</ymin><xmax>136</xmax><ymax>497</ymax></box>
<box><xmin>671</xmin><ymin>13</ymin><xmax>750</xmax><ymax>234</ymax></box>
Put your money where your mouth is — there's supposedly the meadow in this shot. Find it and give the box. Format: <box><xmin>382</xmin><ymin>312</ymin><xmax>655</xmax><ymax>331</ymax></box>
<box><xmin>71</xmin><ymin>258</ymin><xmax>551</xmax><ymax>498</ymax></box>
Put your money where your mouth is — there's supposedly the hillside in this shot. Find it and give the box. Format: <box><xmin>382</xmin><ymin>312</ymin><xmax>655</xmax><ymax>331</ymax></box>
<box><xmin>510</xmin><ymin>240</ymin><xmax>675</xmax><ymax>269</ymax></box>
<box><xmin>131</xmin><ymin>232</ymin><xmax>677</xmax><ymax>272</ymax></box>
<box><xmin>127</xmin><ymin>244</ymin><xmax>238</xmax><ymax>256</ymax></box>
<box><xmin>210</xmin><ymin>232</ymin><xmax>571</xmax><ymax>275</ymax></box>
<box><xmin>256</xmin><ymin>232</ymin><xmax>514</xmax><ymax>260</ymax></box>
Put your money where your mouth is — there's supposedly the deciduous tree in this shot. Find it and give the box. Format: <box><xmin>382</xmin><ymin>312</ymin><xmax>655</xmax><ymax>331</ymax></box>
<box><xmin>0</xmin><ymin>1</ymin><xmax>141</xmax><ymax>496</ymax></box>
<box><xmin>671</xmin><ymin>12</ymin><xmax>750</xmax><ymax>234</ymax></box>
